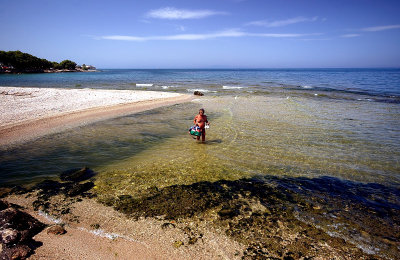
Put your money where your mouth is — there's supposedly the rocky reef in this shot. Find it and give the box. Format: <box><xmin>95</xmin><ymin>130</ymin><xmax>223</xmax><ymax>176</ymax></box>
<box><xmin>2</xmin><ymin>167</ymin><xmax>399</xmax><ymax>259</ymax></box>
<box><xmin>98</xmin><ymin>176</ymin><xmax>399</xmax><ymax>259</ymax></box>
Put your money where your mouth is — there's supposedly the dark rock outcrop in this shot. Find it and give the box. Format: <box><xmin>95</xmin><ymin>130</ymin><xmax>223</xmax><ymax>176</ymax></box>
<box><xmin>0</xmin><ymin>200</ymin><xmax>45</xmax><ymax>259</ymax></box>
<box><xmin>106</xmin><ymin>177</ymin><xmax>398</xmax><ymax>259</ymax></box>
<box><xmin>193</xmin><ymin>91</ymin><xmax>204</xmax><ymax>96</ymax></box>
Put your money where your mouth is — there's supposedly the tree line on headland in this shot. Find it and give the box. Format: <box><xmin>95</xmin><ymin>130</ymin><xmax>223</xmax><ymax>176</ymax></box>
<box><xmin>0</xmin><ymin>50</ymin><xmax>95</xmax><ymax>73</ymax></box>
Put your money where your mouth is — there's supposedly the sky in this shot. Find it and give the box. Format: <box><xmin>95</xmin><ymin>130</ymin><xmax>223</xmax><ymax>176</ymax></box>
<box><xmin>1</xmin><ymin>0</ymin><xmax>400</xmax><ymax>68</ymax></box>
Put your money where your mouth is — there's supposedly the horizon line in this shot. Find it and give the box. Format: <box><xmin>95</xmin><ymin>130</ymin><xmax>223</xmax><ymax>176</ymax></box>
<box><xmin>96</xmin><ymin>67</ymin><xmax>400</xmax><ymax>70</ymax></box>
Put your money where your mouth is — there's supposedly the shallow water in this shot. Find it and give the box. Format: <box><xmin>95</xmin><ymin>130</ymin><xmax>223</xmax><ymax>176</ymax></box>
<box><xmin>1</xmin><ymin>69</ymin><xmax>400</xmax><ymax>257</ymax></box>
<box><xmin>1</xmin><ymin>94</ymin><xmax>399</xmax><ymax>186</ymax></box>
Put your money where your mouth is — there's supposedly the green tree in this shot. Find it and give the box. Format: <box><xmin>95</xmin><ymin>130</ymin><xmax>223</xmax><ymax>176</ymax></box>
<box><xmin>51</xmin><ymin>62</ymin><xmax>58</xmax><ymax>69</ymax></box>
<box><xmin>0</xmin><ymin>50</ymin><xmax>53</xmax><ymax>71</ymax></box>
<box><xmin>59</xmin><ymin>60</ymin><xmax>77</xmax><ymax>70</ymax></box>
<box><xmin>0</xmin><ymin>50</ymin><xmax>81</xmax><ymax>72</ymax></box>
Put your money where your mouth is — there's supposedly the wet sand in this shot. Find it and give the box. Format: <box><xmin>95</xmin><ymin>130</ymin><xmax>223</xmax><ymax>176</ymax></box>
<box><xmin>0</xmin><ymin>87</ymin><xmax>193</xmax><ymax>148</ymax></box>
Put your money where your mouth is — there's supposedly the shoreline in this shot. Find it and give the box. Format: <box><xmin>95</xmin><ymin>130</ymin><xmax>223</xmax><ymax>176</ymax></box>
<box><xmin>1</xmin><ymin>172</ymin><xmax>388</xmax><ymax>259</ymax></box>
<box><xmin>0</xmin><ymin>87</ymin><xmax>193</xmax><ymax>148</ymax></box>
<box><xmin>0</xmin><ymin>68</ymin><xmax>97</xmax><ymax>74</ymax></box>
<box><xmin>2</xmin><ymin>192</ymin><xmax>241</xmax><ymax>260</ymax></box>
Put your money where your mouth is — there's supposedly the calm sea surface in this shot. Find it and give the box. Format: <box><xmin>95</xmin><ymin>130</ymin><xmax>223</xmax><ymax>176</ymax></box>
<box><xmin>1</xmin><ymin>69</ymin><xmax>400</xmax><ymax>257</ymax></box>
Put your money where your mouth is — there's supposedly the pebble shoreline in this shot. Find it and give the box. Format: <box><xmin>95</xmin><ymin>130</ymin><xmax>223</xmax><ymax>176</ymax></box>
<box><xmin>0</xmin><ymin>86</ymin><xmax>192</xmax><ymax>148</ymax></box>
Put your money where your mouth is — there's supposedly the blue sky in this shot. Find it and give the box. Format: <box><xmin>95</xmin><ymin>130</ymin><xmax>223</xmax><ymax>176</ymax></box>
<box><xmin>1</xmin><ymin>0</ymin><xmax>399</xmax><ymax>68</ymax></box>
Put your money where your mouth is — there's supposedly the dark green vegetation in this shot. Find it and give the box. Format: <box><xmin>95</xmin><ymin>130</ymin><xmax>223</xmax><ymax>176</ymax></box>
<box><xmin>0</xmin><ymin>50</ymin><xmax>77</xmax><ymax>73</ymax></box>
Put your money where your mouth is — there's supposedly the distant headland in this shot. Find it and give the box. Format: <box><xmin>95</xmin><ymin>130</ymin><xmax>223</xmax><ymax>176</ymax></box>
<box><xmin>0</xmin><ymin>50</ymin><xmax>96</xmax><ymax>74</ymax></box>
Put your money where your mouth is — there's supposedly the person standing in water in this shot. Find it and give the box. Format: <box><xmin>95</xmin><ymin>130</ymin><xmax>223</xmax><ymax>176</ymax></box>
<box><xmin>193</xmin><ymin>108</ymin><xmax>209</xmax><ymax>142</ymax></box>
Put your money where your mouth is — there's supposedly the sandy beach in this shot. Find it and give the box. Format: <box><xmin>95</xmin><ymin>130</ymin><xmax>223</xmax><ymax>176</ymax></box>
<box><xmin>0</xmin><ymin>87</ymin><xmax>193</xmax><ymax>148</ymax></box>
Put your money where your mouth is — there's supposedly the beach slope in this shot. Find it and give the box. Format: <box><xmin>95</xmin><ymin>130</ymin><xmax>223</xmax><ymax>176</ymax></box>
<box><xmin>0</xmin><ymin>87</ymin><xmax>192</xmax><ymax>148</ymax></box>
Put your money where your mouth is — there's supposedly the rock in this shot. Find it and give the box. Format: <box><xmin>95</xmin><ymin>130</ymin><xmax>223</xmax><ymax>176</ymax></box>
<box><xmin>0</xmin><ymin>186</ymin><xmax>28</xmax><ymax>198</ymax></box>
<box><xmin>188</xmin><ymin>237</ymin><xmax>198</xmax><ymax>245</ymax></box>
<box><xmin>0</xmin><ymin>208</ymin><xmax>18</xmax><ymax>227</ymax></box>
<box><xmin>2</xmin><ymin>245</ymin><xmax>31</xmax><ymax>259</ymax></box>
<box><xmin>60</xmin><ymin>208</ymin><xmax>70</xmax><ymax>215</ymax></box>
<box><xmin>161</xmin><ymin>223</ymin><xmax>175</xmax><ymax>229</ymax></box>
<box><xmin>0</xmin><ymin>188</ymin><xmax>12</xmax><ymax>198</ymax></box>
<box><xmin>0</xmin><ymin>206</ymin><xmax>45</xmax><ymax>242</ymax></box>
<box><xmin>90</xmin><ymin>223</ymin><xmax>100</xmax><ymax>229</ymax></box>
<box><xmin>218</xmin><ymin>205</ymin><xmax>240</xmax><ymax>219</ymax></box>
<box><xmin>65</xmin><ymin>182</ymin><xmax>94</xmax><ymax>197</ymax></box>
<box><xmin>60</xmin><ymin>167</ymin><xmax>95</xmax><ymax>182</ymax></box>
<box><xmin>46</xmin><ymin>225</ymin><xmax>66</xmax><ymax>235</ymax></box>
<box><xmin>33</xmin><ymin>180</ymin><xmax>63</xmax><ymax>192</ymax></box>
<box><xmin>32</xmin><ymin>200</ymin><xmax>50</xmax><ymax>211</ymax></box>
<box><xmin>0</xmin><ymin>200</ymin><xmax>45</xmax><ymax>259</ymax></box>
<box><xmin>0</xmin><ymin>200</ymin><xmax>10</xmax><ymax>211</ymax></box>
<box><xmin>0</xmin><ymin>228</ymin><xmax>19</xmax><ymax>245</ymax></box>
<box><xmin>193</xmin><ymin>91</ymin><xmax>204</xmax><ymax>96</ymax></box>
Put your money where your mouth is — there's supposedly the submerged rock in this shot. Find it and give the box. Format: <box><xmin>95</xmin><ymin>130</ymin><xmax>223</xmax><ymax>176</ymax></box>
<box><xmin>0</xmin><ymin>186</ymin><xmax>28</xmax><ymax>198</ymax></box>
<box><xmin>60</xmin><ymin>167</ymin><xmax>95</xmax><ymax>182</ymax></box>
<box><xmin>106</xmin><ymin>177</ymin><xmax>393</xmax><ymax>259</ymax></box>
<box><xmin>65</xmin><ymin>182</ymin><xmax>94</xmax><ymax>197</ymax></box>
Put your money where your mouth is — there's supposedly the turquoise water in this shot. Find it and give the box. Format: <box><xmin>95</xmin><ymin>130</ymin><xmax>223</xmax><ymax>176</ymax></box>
<box><xmin>1</xmin><ymin>68</ymin><xmax>400</xmax><ymax>99</ymax></box>
<box><xmin>1</xmin><ymin>69</ymin><xmax>400</xmax><ymax>257</ymax></box>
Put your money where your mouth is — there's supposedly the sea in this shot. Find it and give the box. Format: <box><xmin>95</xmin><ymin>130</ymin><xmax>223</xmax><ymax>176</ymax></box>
<box><xmin>1</xmin><ymin>68</ymin><xmax>400</xmax><ymax>257</ymax></box>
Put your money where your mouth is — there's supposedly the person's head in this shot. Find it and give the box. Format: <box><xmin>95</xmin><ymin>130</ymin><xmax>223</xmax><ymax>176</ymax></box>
<box><xmin>199</xmin><ymin>108</ymin><xmax>205</xmax><ymax>115</ymax></box>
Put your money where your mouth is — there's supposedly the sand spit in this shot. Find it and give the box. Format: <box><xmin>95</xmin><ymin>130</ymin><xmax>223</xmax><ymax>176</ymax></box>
<box><xmin>0</xmin><ymin>87</ymin><xmax>193</xmax><ymax>148</ymax></box>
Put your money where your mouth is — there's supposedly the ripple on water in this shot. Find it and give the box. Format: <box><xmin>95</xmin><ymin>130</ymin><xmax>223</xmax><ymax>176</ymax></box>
<box><xmin>1</xmin><ymin>95</ymin><xmax>399</xmax><ymax>258</ymax></box>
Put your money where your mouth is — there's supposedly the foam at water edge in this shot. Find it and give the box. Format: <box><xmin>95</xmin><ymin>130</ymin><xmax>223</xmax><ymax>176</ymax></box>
<box><xmin>78</xmin><ymin>227</ymin><xmax>149</xmax><ymax>247</ymax></box>
<box><xmin>161</xmin><ymin>86</ymin><xmax>174</xmax><ymax>89</ymax></box>
<box><xmin>222</xmin><ymin>86</ymin><xmax>244</xmax><ymax>90</ymax></box>
<box><xmin>136</xmin><ymin>84</ymin><xmax>154</xmax><ymax>87</ymax></box>
<box><xmin>38</xmin><ymin>210</ymin><xmax>63</xmax><ymax>224</ymax></box>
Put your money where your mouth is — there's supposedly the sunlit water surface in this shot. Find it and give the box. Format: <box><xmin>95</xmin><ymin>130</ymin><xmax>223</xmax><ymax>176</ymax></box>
<box><xmin>1</xmin><ymin>93</ymin><xmax>399</xmax><ymax>258</ymax></box>
<box><xmin>1</xmin><ymin>94</ymin><xmax>399</xmax><ymax>187</ymax></box>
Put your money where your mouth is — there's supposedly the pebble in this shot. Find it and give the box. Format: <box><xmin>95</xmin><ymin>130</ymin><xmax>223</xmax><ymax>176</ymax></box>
<box><xmin>47</xmin><ymin>225</ymin><xmax>66</xmax><ymax>235</ymax></box>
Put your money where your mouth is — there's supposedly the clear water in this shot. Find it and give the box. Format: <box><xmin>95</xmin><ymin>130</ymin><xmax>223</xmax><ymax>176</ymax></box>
<box><xmin>1</xmin><ymin>69</ymin><xmax>400</xmax><ymax>257</ymax></box>
<box><xmin>1</xmin><ymin>68</ymin><xmax>400</xmax><ymax>98</ymax></box>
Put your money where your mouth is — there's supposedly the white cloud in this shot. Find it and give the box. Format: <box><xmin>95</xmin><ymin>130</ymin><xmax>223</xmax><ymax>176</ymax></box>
<box><xmin>362</xmin><ymin>24</ymin><xmax>400</xmax><ymax>32</ymax></box>
<box><xmin>102</xmin><ymin>35</ymin><xmax>147</xmax><ymax>41</ymax></box>
<box><xmin>247</xmin><ymin>16</ymin><xmax>318</xmax><ymax>27</ymax></box>
<box><xmin>147</xmin><ymin>7</ymin><xmax>226</xmax><ymax>20</ymax></box>
<box><xmin>341</xmin><ymin>34</ymin><xmax>361</xmax><ymax>38</ymax></box>
<box><xmin>249</xmin><ymin>33</ymin><xmax>307</xmax><ymax>38</ymax></box>
<box><xmin>100</xmin><ymin>29</ymin><xmax>319</xmax><ymax>42</ymax></box>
